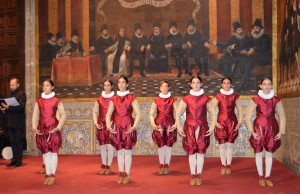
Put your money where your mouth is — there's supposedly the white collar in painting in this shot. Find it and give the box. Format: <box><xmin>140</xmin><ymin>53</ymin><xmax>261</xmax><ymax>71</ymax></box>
<box><xmin>117</xmin><ymin>90</ymin><xmax>129</xmax><ymax>97</ymax></box>
<box><xmin>101</xmin><ymin>91</ymin><xmax>114</xmax><ymax>98</ymax></box>
<box><xmin>41</xmin><ymin>92</ymin><xmax>55</xmax><ymax>99</ymax></box>
<box><xmin>190</xmin><ymin>89</ymin><xmax>204</xmax><ymax>96</ymax></box>
<box><xmin>159</xmin><ymin>92</ymin><xmax>171</xmax><ymax>98</ymax></box>
<box><xmin>258</xmin><ymin>89</ymin><xmax>274</xmax><ymax>99</ymax></box>
<box><xmin>220</xmin><ymin>88</ymin><xmax>234</xmax><ymax>95</ymax></box>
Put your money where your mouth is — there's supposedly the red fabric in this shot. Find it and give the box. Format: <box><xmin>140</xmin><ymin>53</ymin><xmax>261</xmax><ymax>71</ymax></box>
<box><xmin>214</xmin><ymin>93</ymin><xmax>239</xmax><ymax>144</ymax></box>
<box><xmin>51</xmin><ymin>55</ymin><xmax>102</xmax><ymax>86</ymax></box>
<box><xmin>96</xmin><ymin>96</ymin><xmax>113</xmax><ymax>145</ymax></box>
<box><xmin>110</xmin><ymin>95</ymin><xmax>137</xmax><ymax>150</ymax></box>
<box><xmin>152</xmin><ymin>97</ymin><xmax>177</xmax><ymax>148</ymax></box>
<box><xmin>181</xmin><ymin>94</ymin><xmax>211</xmax><ymax>155</ymax></box>
<box><xmin>36</xmin><ymin>97</ymin><xmax>62</xmax><ymax>154</ymax></box>
<box><xmin>250</xmin><ymin>96</ymin><xmax>281</xmax><ymax>153</ymax></box>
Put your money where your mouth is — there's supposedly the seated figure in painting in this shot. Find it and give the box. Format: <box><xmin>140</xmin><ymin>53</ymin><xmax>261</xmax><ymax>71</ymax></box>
<box><xmin>147</xmin><ymin>22</ymin><xmax>168</xmax><ymax>74</ymax></box>
<box><xmin>65</xmin><ymin>29</ymin><xmax>87</xmax><ymax>57</ymax></box>
<box><xmin>128</xmin><ymin>23</ymin><xmax>148</xmax><ymax>78</ymax></box>
<box><xmin>250</xmin><ymin>19</ymin><xmax>272</xmax><ymax>67</ymax></box>
<box><xmin>40</xmin><ymin>32</ymin><xmax>57</xmax><ymax>61</ymax></box>
<box><xmin>166</xmin><ymin>20</ymin><xmax>189</xmax><ymax>78</ymax></box>
<box><xmin>107</xmin><ymin>28</ymin><xmax>130</xmax><ymax>76</ymax></box>
<box><xmin>184</xmin><ymin>19</ymin><xmax>210</xmax><ymax>76</ymax></box>
<box><xmin>55</xmin><ymin>32</ymin><xmax>67</xmax><ymax>58</ymax></box>
<box><xmin>212</xmin><ymin>22</ymin><xmax>253</xmax><ymax>92</ymax></box>
<box><xmin>90</xmin><ymin>24</ymin><xmax>114</xmax><ymax>77</ymax></box>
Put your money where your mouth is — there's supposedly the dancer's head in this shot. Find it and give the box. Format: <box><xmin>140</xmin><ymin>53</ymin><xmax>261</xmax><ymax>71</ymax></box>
<box><xmin>118</xmin><ymin>75</ymin><xmax>129</xmax><ymax>92</ymax></box>
<box><xmin>103</xmin><ymin>79</ymin><xmax>113</xmax><ymax>94</ymax></box>
<box><xmin>221</xmin><ymin>77</ymin><xmax>233</xmax><ymax>91</ymax></box>
<box><xmin>159</xmin><ymin>80</ymin><xmax>170</xmax><ymax>95</ymax></box>
<box><xmin>259</xmin><ymin>77</ymin><xmax>272</xmax><ymax>94</ymax></box>
<box><xmin>43</xmin><ymin>79</ymin><xmax>55</xmax><ymax>94</ymax></box>
<box><xmin>189</xmin><ymin>75</ymin><xmax>203</xmax><ymax>91</ymax></box>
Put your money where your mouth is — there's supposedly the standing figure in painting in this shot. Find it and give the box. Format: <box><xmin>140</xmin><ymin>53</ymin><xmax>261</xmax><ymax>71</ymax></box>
<box><xmin>55</xmin><ymin>32</ymin><xmax>67</xmax><ymax>58</ymax></box>
<box><xmin>40</xmin><ymin>32</ymin><xmax>57</xmax><ymax>61</ymax></box>
<box><xmin>212</xmin><ymin>22</ymin><xmax>253</xmax><ymax>92</ymax></box>
<box><xmin>250</xmin><ymin>19</ymin><xmax>272</xmax><ymax>67</ymax></box>
<box><xmin>245</xmin><ymin>78</ymin><xmax>286</xmax><ymax>187</ymax></box>
<box><xmin>93</xmin><ymin>79</ymin><xmax>115</xmax><ymax>175</ymax></box>
<box><xmin>66</xmin><ymin>29</ymin><xmax>86</xmax><ymax>57</ymax></box>
<box><xmin>166</xmin><ymin>20</ymin><xmax>188</xmax><ymax>78</ymax></box>
<box><xmin>107</xmin><ymin>28</ymin><xmax>130</xmax><ymax>76</ymax></box>
<box><xmin>147</xmin><ymin>22</ymin><xmax>168</xmax><ymax>74</ymax></box>
<box><xmin>211</xmin><ymin>77</ymin><xmax>243</xmax><ymax>175</ymax></box>
<box><xmin>149</xmin><ymin>80</ymin><xmax>177</xmax><ymax>175</ymax></box>
<box><xmin>128</xmin><ymin>23</ymin><xmax>148</xmax><ymax>78</ymax></box>
<box><xmin>32</xmin><ymin>79</ymin><xmax>66</xmax><ymax>186</ymax></box>
<box><xmin>184</xmin><ymin>19</ymin><xmax>210</xmax><ymax>76</ymax></box>
<box><xmin>106</xmin><ymin>76</ymin><xmax>141</xmax><ymax>184</ymax></box>
<box><xmin>90</xmin><ymin>24</ymin><xmax>113</xmax><ymax>77</ymax></box>
<box><xmin>176</xmin><ymin>75</ymin><xmax>216</xmax><ymax>186</ymax></box>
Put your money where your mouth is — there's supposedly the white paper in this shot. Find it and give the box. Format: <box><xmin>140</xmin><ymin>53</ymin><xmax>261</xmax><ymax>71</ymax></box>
<box><xmin>1</xmin><ymin>97</ymin><xmax>20</xmax><ymax>106</ymax></box>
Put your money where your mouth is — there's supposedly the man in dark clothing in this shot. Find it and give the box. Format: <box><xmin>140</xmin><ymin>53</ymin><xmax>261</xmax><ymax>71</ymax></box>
<box><xmin>40</xmin><ymin>32</ymin><xmax>57</xmax><ymax>61</ymax></box>
<box><xmin>66</xmin><ymin>29</ymin><xmax>86</xmax><ymax>57</ymax></box>
<box><xmin>90</xmin><ymin>24</ymin><xmax>114</xmax><ymax>76</ymax></box>
<box><xmin>128</xmin><ymin>23</ymin><xmax>148</xmax><ymax>78</ymax></box>
<box><xmin>250</xmin><ymin>19</ymin><xmax>272</xmax><ymax>67</ymax></box>
<box><xmin>56</xmin><ymin>32</ymin><xmax>67</xmax><ymax>58</ymax></box>
<box><xmin>184</xmin><ymin>19</ymin><xmax>210</xmax><ymax>76</ymax></box>
<box><xmin>0</xmin><ymin>94</ymin><xmax>4</xmax><ymax>158</ymax></box>
<box><xmin>147</xmin><ymin>22</ymin><xmax>168</xmax><ymax>74</ymax></box>
<box><xmin>1</xmin><ymin>78</ymin><xmax>26</xmax><ymax>167</ymax></box>
<box><xmin>213</xmin><ymin>22</ymin><xmax>253</xmax><ymax>91</ymax></box>
<box><xmin>166</xmin><ymin>20</ymin><xmax>189</xmax><ymax>78</ymax></box>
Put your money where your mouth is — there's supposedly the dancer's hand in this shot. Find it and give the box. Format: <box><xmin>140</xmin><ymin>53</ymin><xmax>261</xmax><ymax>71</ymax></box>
<box><xmin>205</xmin><ymin>130</ymin><xmax>212</xmax><ymax>137</ymax></box>
<box><xmin>33</xmin><ymin>129</ymin><xmax>43</xmax><ymax>136</ymax></box>
<box><xmin>49</xmin><ymin>128</ymin><xmax>59</xmax><ymax>133</ymax></box>
<box><xmin>204</xmin><ymin>42</ymin><xmax>210</xmax><ymax>48</ymax></box>
<box><xmin>274</xmin><ymin>132</ymin><xmax>282</xmax><ymax>140</ymax></box>
<box><xmin>153</xmin><ymin>125</ymin><xmax>162</xmax><ymax>132</ymax></box>
<box><xmin>168</xmin><ymin>124</ymin><xmax>177</xmax><ymax>132</ymax></box>
<box><xmin>95</xmin><ymin>124</ymin><xmax>102</xmax><ymax>129</ymax></box>
<box><xmin>126</xmin><ymin>126</ymin><xmax>136</xmax><ymax>134</ymax></box>
<box><xmin>234</xmin><ymin>123</ymin><xmax>241</xmax><ymax>131</ymax></box>
<box><xmin>216</xmin><ymin>122</ymin><xmax>221</xmax><ymax>128</ymax></box>
<box><xmin>178</xmin><ymin>129</ymin><xmax>186</xmax><ymax>137</ymax></box>
<box><xmin>252</xmin><ymin>132</ymin><xmax>261</xmax><ymax>140</ymax></box>
<box><xmin>108</xmin><ymin>127</ymin><xmax>117</xmax><ymax>134</ymax></box>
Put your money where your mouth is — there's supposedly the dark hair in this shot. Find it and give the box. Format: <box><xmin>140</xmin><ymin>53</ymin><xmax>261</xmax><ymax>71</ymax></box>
<box><xmin>10</xmin><ymin>78</ymin><xmax>20</xmax><ymax>84</ymax></box>
<box><xmin>118</xmin><ymin>75</ymin><xmax>129</xmax><ymax>89</ymax></box>
<box><xmin>103</xmin><ymin>79</ymin><xmax>113</xmax><ymax>86</ymax></box>
<box><xmin>260</xmin><ymin>77</ymin><xmax>272</xmax><ymax>85</ymax></box>
<box><xmin>221</xmin><ymin>77</ymin><xmax>233</xmax><ymax>84</ymax></box>
<box><xmin>159</xmin><ymin>80</ymin><xmax>169</xmax><ymax>87</ymax></box>
<box><xmin>189</xmin><ymin>74</ymin><xmax>202</xmax><ymax>84</ymax></box>
<box><xmin>43</xmin><ymin>79</ymin><xmax>55</xmax><ymax>91</ymax></box>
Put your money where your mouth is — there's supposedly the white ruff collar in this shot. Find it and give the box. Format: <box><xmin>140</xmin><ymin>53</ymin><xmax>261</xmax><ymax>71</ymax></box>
<box><xmin>154</xmin><ymin>32</ymin><xmax>160</xmax><ymax>36</ymax></box>
<box><xmin>220</xmin><ymin>88</ymin><xmax>234</xmax><ymax>95</ymax></box>
<box><xmin>258</xmin><ymin>89</ymin><xmax>274</xmax><ymax>99</ymax></box>
<box><xmin>71</xmin><ymin>38</ymin><xmax>79</xmax><ymax>44</ymax></box>
<box><xmin>252</xmin><ymin>29</ymin><xmax>264</xmax><ymax>39</ymax></box>
<box><xmin>41</xmin><ymin>92</ymin><xmax>55</xmax><ymax>99</ymax></box>
<box><xmin>169</xmin><ymin>29</ymin><xmax>178</xmax><ymax>36</ymax></box>
<box><xmin>188</xmin><ymin>28</ymin><xmax>196</xmax><ymax>35</ymax></box>
<box><xmin>57</xmin><ymin>41</ymin><xmax>65</xmax><ymax>47</ymax></box>
<box><xmin>117</xmin><ymin>90</ymin><xmax>129</xmax><ymax>97</ymax></box>
<box><xmin>101</xmin><ymin>91</ymin><xmax>114</xmax><ymax>98</ymax></box>
<box><xmin>101</xmin><ymin>33</ymin><xmax>110</xmax><ymax>39</ymax></box>
<box><xmin>190</xmin><ymin>89</ymin><xmax>204</xmax><ymax>96</ymax></box>
<box><xmin>48</xmin><ymin>40</ymin><xmax>57</xmax><ymax>46</ymax></box>
<box><xmin>233</xmin><ymin>32</ymin><xmax>245</xmax><ymax>40</ymax></box>
<box><xmin>159</xmin><ymin>92</ymin><xmax>171</xmax><ymax>98</ymax></box>
<box><xmin>135</xmin><ymin>32</ymin><xmax>144</xmax><ymax>38</ymax></box>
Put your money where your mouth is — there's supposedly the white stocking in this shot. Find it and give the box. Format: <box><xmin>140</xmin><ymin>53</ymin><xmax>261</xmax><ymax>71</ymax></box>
<box><xmin>189</xmin><ymin>154</ymin><xmax>196</xmax><ymax>175</ymax></box>
<box><xmin>44</xmin><ymin>152</ymin><xmax>51</xmax><ymax>176</ymax></box>
<box><xmin>124</xmin><ymin>150</ymin><xmax>132</xmax><ymax>176</ymax></box>
<box><xmin>255</xmin><ymin>152</ymin><xmax>263</xmax><ymax>176</ymax></box>
<box><xmin>226</xmin><ymin>143</ymin><xmax>234</xmax><ymax>165</ymax></box>
<box><xmin>265</xmin><ymin>151</ymin><xmax>273</xmax><ymax>177</ymax></box>
<box><xmin>107</xmin><ymin>144</ymin><xmax>114</xmax><ymax>166</ymax></box>
<box><xmin>158</xmin><ymin>146</ymin><xmax>166</xmax><ymax>165</ymax></box>
<box><xmin>117</xmin><ymin>149</ymin><xmax>125</xmax><ymax>172</ymax></box>
<box><xmin>165</xmin><ymin>146</ymin><xmax>172</xmax><ymax>165</ymax></box>
<box><xmin>196</xmin><ymin>153</ymin><xmax>204</xmax><ymax>174</ymax></box>
<box><xmin>100</xmin><ymin>145</ymin><xmax>107</xmax><ymax>165</ymax></box>
<box><xmin>50</xmin><ymin>152</ymin><xmax>58</xmax><ymax>175</ymax></box>
<box><xmin>220</xmin><ymin>143</ymin><xmax>227</xmax><ymax>166</ymax></box>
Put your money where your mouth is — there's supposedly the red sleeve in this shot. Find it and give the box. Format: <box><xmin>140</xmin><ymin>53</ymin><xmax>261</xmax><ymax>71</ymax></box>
<box><xmin>274</xmin><ymin>96</ymin><xmax>281</xmax><ymax>104</ymax></box>
<box><xmin>172</xmin><ymin>97</ymin><xmax>177</xmax><ymax>102</ymax></box>
<box><xmin>234</xmin><ymin>94</ymin><xmax>240</xmax><ymax>100</ymax></box>
<box><xmin>215</xmin><ymin>93</ymin><xmax>221</xmax><ymax>101</ymax></box>
<box><xmin>130</xmin><ymin>95</ymin><xmax>136</xmax><ymax>104</ymax></box>
<box><xmin>251</xmin><ymin>96</ymin><xmax>259</xmax><ymax>104</ymax></box>
<box><xmin>153</xmin><ymin>97</ymin><xmax>159</xmax><ymax>105</ymax></box>
<box><xmin>206</xmin><ymin>95</ymin><xmax>212</xmax><ymax>103</ymax></box>
<box><xmin>182</xmin><ymin>96</ymin><xmax>188</xmax><ymax>104</ymax></box>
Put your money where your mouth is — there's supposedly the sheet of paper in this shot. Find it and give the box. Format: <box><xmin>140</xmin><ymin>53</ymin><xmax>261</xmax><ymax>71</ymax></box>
<box><xmin>1</xmin><ymin>97</ymin><xmax>20</xmax><ymax>106</ymax></box>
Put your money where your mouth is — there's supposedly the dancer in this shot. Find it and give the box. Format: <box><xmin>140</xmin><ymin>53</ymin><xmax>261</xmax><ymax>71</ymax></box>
<box><xmin>211</xmin><ymin>77</ymin><xmax>243</xmax><ymax>174</ymax></box>
<box><xmin>176</xmin><ymin>75</ymin><xmax>216</xmax><ymax>186</ymax></box>
<box><xmin>32</xmin><ymin>79</ymin><xmax>66</xmax><ymax>185</ymax></box>
<box><xmin>93</xmin><ymin>79</ymin><xmax>115</xmax><ymax>175</ymax></box>
<box><xmin>245</xmin><ymin>77</ymin><xmax>286</xmax><ymax>187</ymax></box>
<box><xmin>149</xmin><ymin>80</ymin><xmax>177</xmax><ymax>175</ymax></box>
<box><xmin>106</xmin><ymin>75</ymin><xmax>141</xmax><ymax>184</ymax></box>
